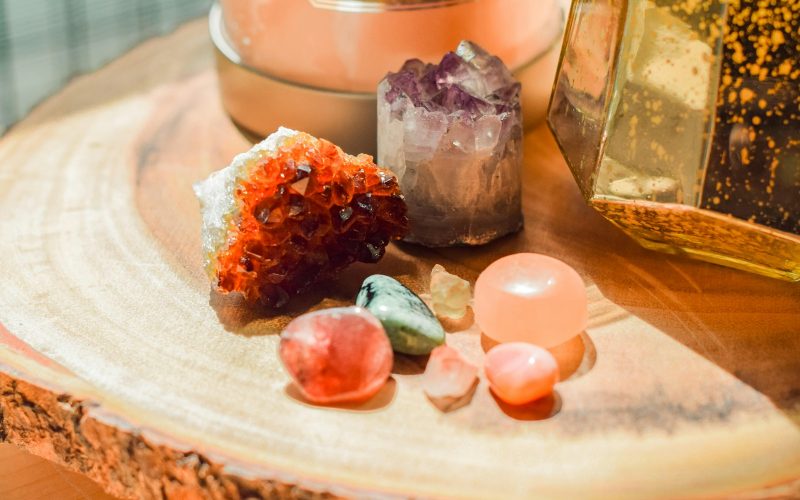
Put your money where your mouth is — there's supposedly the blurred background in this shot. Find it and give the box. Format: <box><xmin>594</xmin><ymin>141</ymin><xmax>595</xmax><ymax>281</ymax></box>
<box><xmin>0</xmin><ymin>2</ymin><xmax>215</xmax><ymax>497</ymax></box>
<box><xmin>0</xmin><ymin>0</ymin><xmax>211</xmax><ymax>133</ymax></box>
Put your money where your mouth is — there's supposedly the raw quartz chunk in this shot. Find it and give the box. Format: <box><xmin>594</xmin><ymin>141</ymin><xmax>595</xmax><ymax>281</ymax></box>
<box><xmin>193</xmin><ymin>128</ymin><xmax>408</xmax><ymax>307</ymax></box>
<box><xmin>378</xmin><ymin>41</ymin><xmax>523</xmax><ymax>247</ymax></box>
<box><xmin>429</xmin><ymin>264</ymin><xmax>471</xmax><ymax>319</ymax></box>
<box><xmin>423</xmin><ymin>345</ymin><xmax>479</xmax><ymax>404</ymax></box>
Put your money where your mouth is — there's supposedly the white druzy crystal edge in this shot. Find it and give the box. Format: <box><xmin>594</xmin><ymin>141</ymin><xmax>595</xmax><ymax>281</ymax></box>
<box><xmin>193</xmin><ymin>127</ymin><xmax>300</xmax><ymax>276</ymax></box>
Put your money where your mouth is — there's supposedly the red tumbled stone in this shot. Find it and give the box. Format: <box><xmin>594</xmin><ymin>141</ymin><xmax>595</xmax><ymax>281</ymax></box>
<box><xmin>279</xmin><ymin>307</ymin><xmax>393</xmax><ymax>404</ymax></box>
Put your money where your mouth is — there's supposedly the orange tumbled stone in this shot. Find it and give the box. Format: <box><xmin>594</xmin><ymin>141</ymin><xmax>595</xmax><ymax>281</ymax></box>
<box><xmin>194</xmin><ymin>128</ymin><xmax>408</xmax><ymax>308</ymax></box>
<box><xmin>484</xmin><ymin>342</ymin><xmax>558</xmax><ymax>405</ymax></box>
<box><xmin>473</xmin><ymin>253</ymin><xmax>587</xmax><ymax>348</ymax></box>
<box><xmin>279</xmin><ymin>307</ymin><xmax>393</xmax><ymax>404</ymax></box>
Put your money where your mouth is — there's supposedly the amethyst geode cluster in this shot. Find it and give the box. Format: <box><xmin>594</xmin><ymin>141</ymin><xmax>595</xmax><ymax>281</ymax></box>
<box><xmin>378</xmin><ymin>41</ymin><xmax>523</xmax><ymax>247</ymax></box>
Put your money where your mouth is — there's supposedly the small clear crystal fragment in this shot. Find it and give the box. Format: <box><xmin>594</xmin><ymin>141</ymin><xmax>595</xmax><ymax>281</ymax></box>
<box><xmin>423</xmin><ymin>345</ymin><xmax>478</xmax><ymax>402</ymax></box>
<box><xmin>430</xmin><ymin>264</ymin><xmax>471</xmax><ymax>319</ymax></box>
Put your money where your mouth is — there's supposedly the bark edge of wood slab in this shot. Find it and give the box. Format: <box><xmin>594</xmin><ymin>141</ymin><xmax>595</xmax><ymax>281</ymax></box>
<box><xmin>2</xmin><ymin>343</ymin><xmax>799</xmax><ymax>500</ymax></box>
<box><xmin>0</xmin><ymin>345</ymin><xmax>345</xmax><ymax>499</ymax></box>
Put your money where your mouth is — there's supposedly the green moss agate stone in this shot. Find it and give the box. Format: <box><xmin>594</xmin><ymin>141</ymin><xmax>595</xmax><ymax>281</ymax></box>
<box><xmin>356</xmin><ymin>275</ymin><xmax>445</xmax><ymax>355</ymax></box>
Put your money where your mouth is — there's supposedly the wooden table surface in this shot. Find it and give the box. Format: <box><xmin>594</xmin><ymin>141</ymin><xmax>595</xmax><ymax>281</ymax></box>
<box><xmin>0</xmin><ymin>444</ymin><xmax>113</xmax><ymax>500</ymax></box>
<box><xmin>0</xmin><ymin>19</ymin><xmax>798</xmax><ymax>500</ymax></box>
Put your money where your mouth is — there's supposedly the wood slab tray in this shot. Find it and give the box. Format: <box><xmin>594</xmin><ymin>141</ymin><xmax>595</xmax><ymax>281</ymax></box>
<box><xmin>0</xmin><ymin>20</ymin><xmax>799</xmax><ymax>500</ymax></box>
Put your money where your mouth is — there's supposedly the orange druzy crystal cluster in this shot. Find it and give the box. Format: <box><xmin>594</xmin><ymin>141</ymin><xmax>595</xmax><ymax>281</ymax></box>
<box><xmin>213</xmin><ymin>133</ymin><xmax>408</xmax><ymax>307</ymax></box>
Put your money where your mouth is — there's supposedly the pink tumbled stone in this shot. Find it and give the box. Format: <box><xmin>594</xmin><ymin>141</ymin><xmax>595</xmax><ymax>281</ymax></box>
<box><xmin>423</xmin><ymin>345</ymin><xmax>479</xmax><ymax>400</ymax></box>
<box><xmin>279</xmin><ymin>307</ymin><xmax>393</xmax><ymax>404</ymax></box>
<box><xmin>473</xmin><ymin>253</ymin><xmax>587</xmax><ymax>348</ymax></box>
<box><xmin>485</xmin><ymin>342</ymin><xmax>559</xmax><ymax>405</ymax></box>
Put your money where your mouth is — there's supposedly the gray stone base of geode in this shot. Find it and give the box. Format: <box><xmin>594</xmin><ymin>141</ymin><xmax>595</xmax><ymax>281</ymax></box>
<box><xmin>403</xmin><ymin>212</ymin><xmax>523</xmax><ymax>247</ymax></box>
<box><xmin>393</xmin><ymin>135</ymin><xmax>524</xmax><ymax>247</ymax></box>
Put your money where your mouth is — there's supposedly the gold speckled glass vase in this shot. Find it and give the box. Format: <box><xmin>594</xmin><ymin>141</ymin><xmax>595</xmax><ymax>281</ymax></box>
<box><xmin>548</xmin><ymin>0</ymin><xmax>800</xmax><ymax>281</ymax></box>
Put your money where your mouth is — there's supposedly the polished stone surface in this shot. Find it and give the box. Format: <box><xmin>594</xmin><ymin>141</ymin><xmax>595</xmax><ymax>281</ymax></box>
<box><xmin>474</xmin><ymin>253</ymin><xmax>587</xmax><ymax>348</ymax></box>
<box><xmin>356</xmin><ymin>275</ymin><xmax>445</xmax><ymax>354</ymax></box>
<box><xmin>484</xmin><ymin>342</ymin><xmax>559</xmax><ymax>405</ymax></box>
<box><xmin>279</xmin><ymin>307</ymin><xmax>393</xmax><ymax>404</ymax></box>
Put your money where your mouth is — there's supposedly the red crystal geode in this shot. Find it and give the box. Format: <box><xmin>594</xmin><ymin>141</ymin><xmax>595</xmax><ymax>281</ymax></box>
<box><xmin>214</xmin><ymin>133</ymin><xmax>408</xmax><ymax>307</ymax></box>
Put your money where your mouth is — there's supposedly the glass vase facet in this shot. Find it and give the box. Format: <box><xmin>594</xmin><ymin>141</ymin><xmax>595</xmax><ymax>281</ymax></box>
<box><xmin>548</xmin><ymin>0</ymin><xmax>800</xmax><ymax>281</ymax></box>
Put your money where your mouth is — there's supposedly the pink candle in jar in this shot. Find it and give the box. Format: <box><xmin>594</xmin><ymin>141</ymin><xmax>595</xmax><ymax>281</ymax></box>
<box><xmin>220</xmin><ymin>0</ymin><xmax>564</xmax><ymax>93</ymax></box>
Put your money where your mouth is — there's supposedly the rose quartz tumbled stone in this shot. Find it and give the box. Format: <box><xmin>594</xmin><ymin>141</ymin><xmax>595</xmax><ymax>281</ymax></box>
<box><xmin>473</xmin><ymin>253</ymin><xmax>587</xmax><ymax>347</ymax></box>
<box><xmin>279</xmin><ymin>307</ymin><xmax>393</xmax><ymax>404</ymax></box>
<box><xmin>485</xmin><ymin>342</ymin><xmax>559</xmax><ymax>405</ymax></box>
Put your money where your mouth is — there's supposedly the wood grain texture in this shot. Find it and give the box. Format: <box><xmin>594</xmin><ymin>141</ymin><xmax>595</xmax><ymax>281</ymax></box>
<box><xmin>0</xmin><ymin>444</ymin><xmax>115</xmax><ymax>500</ymax></box>
<box><xmin>0</xmin><ymin>20</ymin><xmax>799</xmax><ymax>500</ymax></box>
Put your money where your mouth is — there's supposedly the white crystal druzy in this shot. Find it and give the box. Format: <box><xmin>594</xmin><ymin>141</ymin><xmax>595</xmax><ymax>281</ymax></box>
<box><xmin>193</xmin><ymin>127</ymin><xmax>299</xmax><ymax>276</ymax></box>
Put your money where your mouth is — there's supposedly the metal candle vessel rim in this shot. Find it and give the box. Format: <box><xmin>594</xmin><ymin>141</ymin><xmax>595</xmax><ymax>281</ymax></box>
<box><xmin>309</xmin><ymin>0</ymin><xmax>473</xmax><ymax>13</ymax></box>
